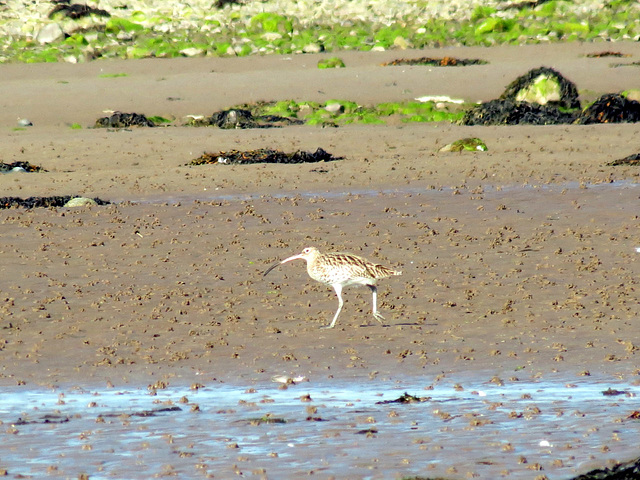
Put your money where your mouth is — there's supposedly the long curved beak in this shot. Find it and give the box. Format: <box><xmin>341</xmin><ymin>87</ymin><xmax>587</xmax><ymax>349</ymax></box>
<box><xmin>263</xmin><ymin>253</ymin><xmax>305</xmax><ymax>277</ymax></box>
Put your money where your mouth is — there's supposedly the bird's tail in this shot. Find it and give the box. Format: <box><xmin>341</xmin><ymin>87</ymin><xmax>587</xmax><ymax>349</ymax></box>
<box><xmin>371</xmin><ymin>264</ymin><xmax>402</xmax><ymax>279</ymax></box>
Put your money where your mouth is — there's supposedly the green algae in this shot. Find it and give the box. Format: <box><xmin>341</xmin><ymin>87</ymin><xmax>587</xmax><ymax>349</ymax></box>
<box><xmin>0</xmin><ymin>2</ymin><xmax>638</xmax><ymax>64</ymax></box>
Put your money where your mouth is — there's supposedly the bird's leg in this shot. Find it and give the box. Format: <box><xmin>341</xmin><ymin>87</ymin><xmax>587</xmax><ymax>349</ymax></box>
<box><xmin>369</xmin><ymin>285</ymin><xmax>387</xmax><ymax>326</ymax></box>
<box><xmin>321</xmin><ymin>284</ymin><xmax>344</xmax><ymax>329</ymax></box>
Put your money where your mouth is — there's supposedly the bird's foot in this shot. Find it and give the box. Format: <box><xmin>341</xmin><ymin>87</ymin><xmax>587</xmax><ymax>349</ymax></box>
<box><xmin>373</xmin><ymin>312</ymin><xmax>388</xmax><ymax>326</ymax></box>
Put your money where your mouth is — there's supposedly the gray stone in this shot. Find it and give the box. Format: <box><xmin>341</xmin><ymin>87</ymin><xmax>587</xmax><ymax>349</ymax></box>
<box><xmin>63</xmin><ymin>197</ymin><xmax>98</xmax><ymax>207</ymax></box>
<box><xmin>36</xmin><ymin>23</ymin><xmax>64</xmax><ymax>44</ymax></box>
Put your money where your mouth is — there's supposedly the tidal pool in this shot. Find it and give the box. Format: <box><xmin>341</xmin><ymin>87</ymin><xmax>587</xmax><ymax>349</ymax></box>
<box><xmin>1</xmin><ymin>375</ymin><xmax>639</xmax><ymax>479</ymax></box>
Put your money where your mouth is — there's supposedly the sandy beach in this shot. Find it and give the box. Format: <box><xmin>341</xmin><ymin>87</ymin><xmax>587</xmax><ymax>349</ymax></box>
<box><xmin>1</xmin><ymin>40</ymin><xmax>640</xmax><ymax>478</ymax></box>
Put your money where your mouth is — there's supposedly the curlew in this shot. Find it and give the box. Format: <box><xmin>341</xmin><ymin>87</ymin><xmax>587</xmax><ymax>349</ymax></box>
<box><xmin>263</xmin><ymin>247</ymin><xmax>401</xmax><ymax>329</ymax></box>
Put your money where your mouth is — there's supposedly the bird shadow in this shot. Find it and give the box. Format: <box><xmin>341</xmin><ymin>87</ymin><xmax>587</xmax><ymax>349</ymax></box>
<box><xmin>358</xmin><ymin>320</ymin><xmax>429</xmax><ymax>327</ymax></box>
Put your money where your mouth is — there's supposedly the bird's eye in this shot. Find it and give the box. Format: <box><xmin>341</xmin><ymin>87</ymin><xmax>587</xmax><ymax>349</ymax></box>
<box><xmin>303</xmin><ymin>248</ymin><xmax>310</xmax><ymax>253</ymax></box>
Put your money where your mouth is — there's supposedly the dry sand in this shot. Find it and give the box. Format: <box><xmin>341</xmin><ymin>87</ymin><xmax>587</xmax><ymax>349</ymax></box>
<box><xmin>1</xmin><ymin>42</ymin><xmax>639</xmax><ymax>391</ymax></box>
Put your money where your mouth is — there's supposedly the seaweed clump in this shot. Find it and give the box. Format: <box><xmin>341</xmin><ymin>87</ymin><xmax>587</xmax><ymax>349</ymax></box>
<box><xmin>382</xmin><ymin>56</ymin><xmax>488</xmax><ymax>67</ymax></box>
<box><xmin>607</xmin><ymin>153</ymin><xmax>640</xmax><ymax>167</ymax></box>
<box><xmin>189</xmin><ymin>147</ymin><xmax>340</xmax><ymax>165</ymax></box>
<box><xmin>501</xmin><ymin>66</ymin><xmax>580</xmax><ymax>109</ymax></box>
<box><xmin>462</xmin><ymin>98</ymin><xmax>577</xmax><ymax>126</ymax></box>
<box><xmin>576</xmin><ymin>94</ymin><xmax>640</xmax><ymax>124</ymax></box>
<box><xmin>463</xmin><ymin>66</ymin><xmax>640</xmax><ymax>126</ymax></box>
<box><xmin>191</xmin><ymin>108</ymin><xmax>303</xmax><ymax>129</ymax></box>
<box><xmin>48</xmin><ymin>0</ymin><xmax>110</xmax><ymax>19</ymax></box>
<box><xmin>462</xmin><ymin>66</ymin><xmax>580</xmax><ymax>126</ymax></box>
<box><xmin>95</xmin><ymin>112</ymin><xmax>156</xmax><ymax>128</ymax></box>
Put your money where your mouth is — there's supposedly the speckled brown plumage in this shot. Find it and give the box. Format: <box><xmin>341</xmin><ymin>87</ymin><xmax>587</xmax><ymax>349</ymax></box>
<box><xmin>264</xmin><ymin>247</ymin><xmax>401</xmax><ymax>329</ymax></box>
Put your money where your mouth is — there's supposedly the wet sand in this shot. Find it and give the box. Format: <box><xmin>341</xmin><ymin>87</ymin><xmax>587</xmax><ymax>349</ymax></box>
<box><xmin>1</xmin><ymin>379</ymin><xmax>639</xmax><ymax>479</ymax></box>
<box><xmin>1</xmin><ymin>42</ymin><xmax>640</xmax><ymax>478</ymax></box>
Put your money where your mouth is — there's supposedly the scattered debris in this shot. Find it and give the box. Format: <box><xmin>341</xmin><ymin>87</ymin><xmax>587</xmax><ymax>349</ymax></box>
<box><xmin>0</xmin><ymin>161</ymin><xmax>46</xmax><ymax>173</ymax></box>
<box><xmin>247</xmin><ymin>415</ymin><xmax>287</xmax><ymax>425</ymax></box>
<box><xmin>271</xmin><ymin>375</ymin><xmax>307</xmax><ymax>384</ymax></box>
<box><xmin>98</xmin><ymin>406</ymin><xmax>182</xmax><ymax>419</ymax></box>
<box><xmin>375</xmin><ymin>392</ymin><xmax>430</xmax><ymax>404</ymax></box>
<box><xmin>0</xmin><ymin>196</ymin><xmax>110</xmax><ymax>209</ymax></box>
<box><xmin>602</xmin><ymin>388</ymin><xmax>628</xmax><ymax>396</ymax></box>
<box><xmin>382</xmin><ymin>56</ymin><xmax>487</xmax><ymax>67</ymax></box>
<box><xmin>14</xmin><ymin>414</ymin><xmax>70</xmax><ymax>425</ymax></box>
<box><xmin>439</xmin><ymin>137</ymin><xmax>487</xmax><ymax>152</ymax></box>
<box><xmin>95</xmin><ymin>112</ymin><xmax>156</xmax><ymax>128</ymax></box>
<box><xmin>189</xmin><ymin>147</ymin><xmax>340</xmax><ymax>165</ymax></box>
<box><xmin>576</xmin><ymin>94</ymin><xmax>640</xmax><ymax>125</ymax></box>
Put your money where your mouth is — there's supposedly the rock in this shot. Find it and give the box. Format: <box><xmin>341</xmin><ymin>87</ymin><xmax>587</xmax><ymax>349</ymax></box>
<box><xmin>501</xmin><ymin>66</ymin><xmax>580</xmax><ymax>110</ymax></box>
<box><xmin>17</xmin><ymin>118</ymin><xmax>33</xmax><ymax>127</ymax></box>
<box><xmin>180</xmin><ymin>47</ymin><xmax>205</xmax><ymax>57</ymax></box>
<box><xmin>63</xmin><ymin>197</ymin><xmax>98</xmax><ymax>208</ymax></box>
<box><xmin>263</xmin><ymin>32</ymin><xmax>282</xmax><ymax>42</ymax></box>
<box><xmin>36</xmin><ymin>23</ymin><xmax>64</xmax><ymax>44</ymax></box>
<box><xmin>393</xmin><ymin>36</ymin><xmax>410</xmax><ymax>49</ymax></box>
<box><xmin>303</xmin><ymin>43</ymin><xmax>322</xmax><ymax>54</ymax></box>
<box><xmin>324</xmin><ymin>102</ymin><xmax>344</xmax><ymax>114</ymax></box>
<box><xmin>515</xmin><ymin>73</ymin><xmax>561</xmax><ymax>105</ymax></box>
<box><xmin>439</xmin><ymin>137</ymin><xmax>488</xmax><ymax>152</ymax></box>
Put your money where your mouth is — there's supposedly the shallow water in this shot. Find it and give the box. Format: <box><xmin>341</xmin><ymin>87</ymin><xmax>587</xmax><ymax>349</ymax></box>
<box><xmin>116</xmin><ymin>179</ymin><xmax>640</xmax><ymax>205</ymax></box>
<box><xmin>1</xmin><ymin>376</ymin><xmax>639</xmax><ymax>479</ymax></box>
